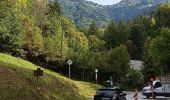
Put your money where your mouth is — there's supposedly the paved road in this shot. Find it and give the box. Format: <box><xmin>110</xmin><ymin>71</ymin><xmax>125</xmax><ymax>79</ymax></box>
<box><xmin>126</xmin><ymin>92</ymin><xmax>170</xmax><ymax>100</ymax></box>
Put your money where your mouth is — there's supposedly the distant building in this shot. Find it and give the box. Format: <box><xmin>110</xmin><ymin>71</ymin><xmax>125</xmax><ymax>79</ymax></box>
<box><xmin>130</xmin><ymin>60</ymin><xmax>144</xmax><ymax>70</ymax></box>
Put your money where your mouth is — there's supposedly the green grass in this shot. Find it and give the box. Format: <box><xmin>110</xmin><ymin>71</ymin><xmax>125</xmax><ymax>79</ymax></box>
<box><xmin>0</xmin><ymin>53</ymin><xmax>100</xmax><ymax>100</ymax></box>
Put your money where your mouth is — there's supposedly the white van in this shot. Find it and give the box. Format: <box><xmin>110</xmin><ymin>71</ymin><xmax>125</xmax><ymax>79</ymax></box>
<box><xmin>142</xmin><ymin>79</ymin><xmax>170</xmax><ymax>99</ymax></box>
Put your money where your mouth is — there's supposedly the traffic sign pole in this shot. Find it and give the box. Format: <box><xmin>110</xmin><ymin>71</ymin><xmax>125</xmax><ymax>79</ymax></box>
<box><xmin>69</xmin><ymin>64</ymin><xmax>71</xmax><ymax>79</ymax></box>
<box><xmin>67</xmin><ymin>60</ymin><xmax>73</xmax><ymax>79</ymax></box>
<box><xmin>33</xmin><ymin>68</ymin><xmax>43</xmax><ymax>87</ymax></box>
<box><xmin>95</xmin><ymin>69</ymin><xmax>98</xmax><ymax>84</ymax></box>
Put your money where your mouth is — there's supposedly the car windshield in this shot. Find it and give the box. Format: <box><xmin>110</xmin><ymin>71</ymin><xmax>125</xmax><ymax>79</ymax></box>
<box><xmin>97</xmin><ymin>89</ymin><xmax>114</xmax><ymax>96</ymax></box>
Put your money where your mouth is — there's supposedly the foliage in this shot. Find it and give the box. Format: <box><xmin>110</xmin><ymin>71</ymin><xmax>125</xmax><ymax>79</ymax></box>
<box><xmin>106</xmin><ymin>45</ymin><xmax>130</xmax><ymax>81</ymax></box>
<box><xmin>88</xmin><ymin>35</ymin><xmax>105</xmax><ymax>52</ymax></box>
<box><xmin>104</xmin><ymin>21</ymin><xmax>129</xmax><ymax>49</ymax></box>
<box><xmin>149</xmin><ymin>28</ymin><xmax>170</xmax><ymax>74</ymax></box>
<box><xmin>0</xmin><ymin>0</ymin><xmax>25</xmax><ymax>56</ymax></box>
<box><xmin>125</xmin><ymin>69</ymin><xmax>144</xmax><ymax>88</ymax></box>
<box><xmin>126</xmin><ymin>40</ymin><xmax>138</xmax><ymax>60</ymax></box>
<box><xmin>22</xmin><ymin>18</ymin><xmax>44</xmax><ymax>58</ymax></box>
<box><xmin>155</xmin><ymin>3</ymin><xmax>170</xmax><ymax>27</ymax></box>
<box><xmin>142</xmin><ymin>37</ymin><xmax>158</xmax><ymax>82</ymax></box>
<box><xmin>88</xmin><ymin>45</ymin><xmax>130</xmax><ymax>83</ymax></box>
<box><xmin>88</xmin><ymin>21</ymin><xmax>98</xmax><ymax>36</ymax></box>
<box><xmin>129</xmin><ymin>24</ymin><xmax>144</xmax><ymax>59</ymax></box>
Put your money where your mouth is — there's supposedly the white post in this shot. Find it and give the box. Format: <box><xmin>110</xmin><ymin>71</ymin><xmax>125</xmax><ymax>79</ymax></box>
<box><xmin>95</xmin><ymin>69</ymin><xmax>98</xmax><ymax>84</ymax></box>
<box><xmin>110</xmin><ymin>76</ymin><xmax>113</xmax><ymax>86</ymax></box>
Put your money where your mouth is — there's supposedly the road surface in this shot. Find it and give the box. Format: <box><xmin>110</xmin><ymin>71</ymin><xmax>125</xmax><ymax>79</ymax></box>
<box><xmin>126</xmin><ymin>92</ymin><xmax>170</xmax><ymax>100</ymax></box>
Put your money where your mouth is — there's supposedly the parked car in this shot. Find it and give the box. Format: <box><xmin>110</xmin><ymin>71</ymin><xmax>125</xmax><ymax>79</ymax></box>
<box><xmin>94</xmin><ymin>86</ymin><xmax>127</xmax><ymax>100</ymax></box>
<box><xmin>142</xmin><ymin>79</ymin><xmax>170</xmax><ymax>99</ymax></box>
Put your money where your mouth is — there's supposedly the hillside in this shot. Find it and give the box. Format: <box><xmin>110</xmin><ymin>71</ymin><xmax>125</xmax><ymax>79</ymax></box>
<box><xmin>59</xmin><ymin>0</ymin><xmax>170</xmax><ymax>27</ymax></box>
<box><xmin>0</xmin><ymin>53</ymin><xmax>99</xmax><ymax>100</ymax></box>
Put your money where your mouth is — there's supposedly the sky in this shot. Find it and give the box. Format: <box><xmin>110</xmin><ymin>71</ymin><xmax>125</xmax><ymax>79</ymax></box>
<box><xmin>86</xmin><ymin>0</ymin><xmax>122</xmax><ymax>5</ymax></box>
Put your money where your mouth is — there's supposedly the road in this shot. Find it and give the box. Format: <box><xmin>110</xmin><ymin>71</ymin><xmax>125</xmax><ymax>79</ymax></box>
<box><xmin>126</xmin><ymin>92</ymin><xmax>170</xmax><ymax>100</ymax></box>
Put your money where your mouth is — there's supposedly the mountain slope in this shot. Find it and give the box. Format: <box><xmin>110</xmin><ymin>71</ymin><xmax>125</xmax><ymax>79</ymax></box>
<box><xmin>59</xmin><ymin>0</ymin><xmax>110</xmax><ymax>27</ymax></box>
<box><xmin>0</xmin><ymin>53</ymin><xmax>99</xmax><ymax>100</ymax></box>
<box><xmin>59</xmin><ymin>0</ymin><xmax>170</xmax><ymax>27</ymax></box>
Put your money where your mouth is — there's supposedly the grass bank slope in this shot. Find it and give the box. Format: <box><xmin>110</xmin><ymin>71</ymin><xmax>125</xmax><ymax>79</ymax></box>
<box><xmin>0</xmin><ymin>53</ymin><xmax>99</xmax><ymax>100</ymax></box>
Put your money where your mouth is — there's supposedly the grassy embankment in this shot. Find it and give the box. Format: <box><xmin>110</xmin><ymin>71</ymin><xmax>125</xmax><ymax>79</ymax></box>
<box><xmin>0</xmin><ymin>53</ymin><xmax>99</xmax><ymax>100</ymax></box>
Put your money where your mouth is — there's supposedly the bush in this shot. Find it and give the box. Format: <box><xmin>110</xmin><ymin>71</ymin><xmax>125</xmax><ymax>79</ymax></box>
<box><xmin>124</xmin><ymin>69</ymin><xmax>144</xmax><ymax>90</ymax></box>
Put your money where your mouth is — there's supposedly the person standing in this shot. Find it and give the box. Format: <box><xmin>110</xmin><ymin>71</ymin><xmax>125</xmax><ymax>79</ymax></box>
<box><xmin>150</xmin><ymin>78</ymin><xmax>154</xmax><ymax>99</ymax></box>
<box><xmin>133</xmin><ymin>89</ymin><xmax>138</xmax><ymax>100</ymax></box>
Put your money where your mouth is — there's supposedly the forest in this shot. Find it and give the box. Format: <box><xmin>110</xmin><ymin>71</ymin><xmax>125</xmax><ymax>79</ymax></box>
<box><xmin>0</xmin><ymin>0</ymin><xmax>170</xmax><ymax>89</ymax></box>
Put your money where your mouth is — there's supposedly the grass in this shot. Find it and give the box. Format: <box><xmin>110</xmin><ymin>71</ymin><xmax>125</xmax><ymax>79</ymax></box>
<box><xmin>0</xmin><ymin>53</ymin><xmax>100</xmax><ymax>100</ymax></box>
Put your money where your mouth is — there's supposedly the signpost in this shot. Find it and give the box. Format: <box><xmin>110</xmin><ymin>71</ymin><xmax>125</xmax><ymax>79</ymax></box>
<box><xmin>67</xmin><ymin>60</ymin><xmax>73</xmax><ymax>79</ymax></box>
<box><xmin>33</xmin><ymin>68</ymin><xmax>43</xmax><ymax>87</ymax></box>
<box><xmin>110</xmin><ymin>76</ymin><xmax>113</xmax><ymax>86</ymax></box>
<box><xmin>95</xmin><ymin>69</ymin><xmax>98</xmax><ymax>84</ymax></box>
<box><xmin>106</xmin><ymin>76</ymin><xmax>113</xmax><ymax>86</ymax></box>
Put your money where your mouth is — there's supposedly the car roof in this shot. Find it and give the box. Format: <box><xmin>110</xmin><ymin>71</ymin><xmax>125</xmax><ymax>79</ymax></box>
<box><xmin>98</xmin><ymin>86</ymin><xmax>120</xmax><ymax>90</ymax></box>
<box><xmin>98</xmin><ymin>88</ymin><xmax>114</xmax><ymax>90</ymax></box>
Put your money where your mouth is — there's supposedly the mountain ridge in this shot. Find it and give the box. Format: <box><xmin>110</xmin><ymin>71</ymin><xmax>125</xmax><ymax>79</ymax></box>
<box><xmin>59</xmin><ymin>0</ymin><xmax>170</xmax><ymax>28</ymax></box>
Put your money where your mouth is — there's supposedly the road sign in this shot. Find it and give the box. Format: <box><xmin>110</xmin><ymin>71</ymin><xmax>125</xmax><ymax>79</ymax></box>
<box><xmin>67</xmin><ymin>60</ymin><xmax>73</xmax><ymax>65</ymax></box>
<box><xmin>33</xmin><ymin>68</ymin><xmax>43</xmax><ymax>76</ymax></box>
<box><xmin>33</xmin><ymin>68</ymin><xmax>43</xmax><ymax>87</ymax></box>
<box><xmin>95</xmin><ymin>69</ymin><xmax>98</xmax><ymax>73</ymax></box>
<box><xmin>106</xmin><ymin>80</ymin><xmax>111</xmax><ymax>82</ymax></box>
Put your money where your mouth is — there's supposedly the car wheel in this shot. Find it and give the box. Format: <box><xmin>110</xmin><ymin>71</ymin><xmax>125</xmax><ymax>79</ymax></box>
<box><xmin>165</xmin><ymin>94</ymin><xmax>170</xmax><ymax>97</ymax></box>
<box><xmin>146</xmin><ymin>95</ymin><xmax>149</xmax><ymax>99</ymax></box>
<box><xmin>119</xmin><ymin>96</ymin><xmax>126</xmax><ymax>100</ymax></box>
<box><xmin>149</xmin><ymin>93</ymin><xmax>156</xmax><ymax>99</ymax></box>
<box><xmin>153</xmin><ymin>93</ymin><xmax>156</xmax><ymax>99</ymax></box>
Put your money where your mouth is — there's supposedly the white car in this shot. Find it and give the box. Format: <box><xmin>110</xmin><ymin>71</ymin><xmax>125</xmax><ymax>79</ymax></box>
<box><xmin>142</xmin><ymin>80</ymin><xmax>170</xmax><ymax>99</ymax></box>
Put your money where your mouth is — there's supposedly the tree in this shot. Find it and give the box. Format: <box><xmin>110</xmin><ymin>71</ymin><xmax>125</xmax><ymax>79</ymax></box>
<box><xmin>0</xmin><ymin>0</ymin><xmax>25</xmax><ymax>56</ymax></box>
<box><xmin>104</xmin><ymin>20</ymin><xmax>119</xmax><ymax>49</ymax></box>
<box><xmin>43</xmin><ymin>1</ymin><xmax>67</xmax><ymax>65</ymax></box>
<box><xmin>126</xmin><ymin>40</ymin><xmax>138</xmax><ymax>60</ymax></box>
<box><xmin>88</xmin><ymin>35</ymin><xmax>105</xmax><ymax>52</ymax></box>
<box><xmin>129</xmin><ymin>24</ymin><xmax>144</xmax><ymax>59</ymax></box>
<box><xmin>88</xmin><ymin>21</ymin><xmax>98</xmax><ymax>36</ymax></box>
<box><xmin>88</xmin><ymin>45</ymin><xmax>130</xmax><ymax>82</ymax></box>
<box><xmin>33</xmin><ymin>0</ymin><xmax>48</xmax><ymax>29</ymax></box>
<box><xmin>22</xmin><ymin>18</ymin><xmax>44</xmax><ymax>60</ymax></box>
<box><xmin>104</xmin><ymin>20</ymin><xmax>129</xmax><ymax>49</ymax></box>
<box><xmin>155</xmin><ymin>3</ymin><xmax>170</xmax><ymax>28</ymax></box>
<box><xmin>125</xmin><ymin>69</ymin><xmax>143</xmax><ymax>88</ymax></box>
<box><xmin>106</xmin><ymin>45</ymin><xmax>130</xmax><ymax>82</ymax></box>
<box><xmin>48</xmin><ymin>0</ymin><xmax>61</xmax><ymax>16</ymax></box>
<box><xmin>142</xmin><ymin>37</ymin><xmax>158</xmax><ymax>82</ymax></box>
<box><xmin>150</xmin><ymin>28</ymin><xmax>170</xmax><ymax>74</ymax></box>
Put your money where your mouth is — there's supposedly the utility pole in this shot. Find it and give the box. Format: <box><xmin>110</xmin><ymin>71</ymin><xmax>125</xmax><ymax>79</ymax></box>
<box><xmin>60</xmin><ymin>18</ymin><xmax>64</xmax><ymax>66</ymax></box>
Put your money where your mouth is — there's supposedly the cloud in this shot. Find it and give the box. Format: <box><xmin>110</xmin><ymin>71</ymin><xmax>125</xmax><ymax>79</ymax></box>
<box><xmin>86</xmin><ymin>0</ymin><xmax>122</xmax><ymax>5</ymax></box>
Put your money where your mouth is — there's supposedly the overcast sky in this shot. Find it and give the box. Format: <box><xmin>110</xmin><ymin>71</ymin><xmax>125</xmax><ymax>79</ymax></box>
<box><xmin>86</xmin><ymin>0</ymin><xmax>122</xmax><ymax>5</ymax></box>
